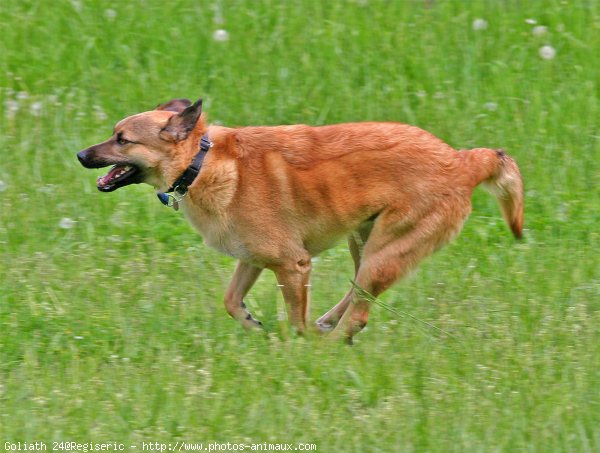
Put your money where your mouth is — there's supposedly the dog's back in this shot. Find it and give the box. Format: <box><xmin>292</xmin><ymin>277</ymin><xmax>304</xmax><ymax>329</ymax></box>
<box><xmin>226</xmin><ymin>122</ymin><xmax>473</xmax><ymax>236</ymax></box>
<box><xmin>233</xmin><ymin>122</ymin><xmax>455</xmax><ymax>168</ymax></box>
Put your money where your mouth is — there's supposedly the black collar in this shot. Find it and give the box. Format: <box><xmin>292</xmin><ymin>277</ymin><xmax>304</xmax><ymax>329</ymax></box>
<box><xmin>157</xmin><ymin>133</ymin><xmax>212</xmax><ymax>207</ymax></box>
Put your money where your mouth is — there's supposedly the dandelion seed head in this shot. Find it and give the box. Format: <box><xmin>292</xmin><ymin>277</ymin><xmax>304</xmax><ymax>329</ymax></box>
<box><xmin>0</xmin><ymin>181</ymin><xmax>7</xmax><ymax>192</ymax></box>
<box><xmin>484</xmin><ymin>102</ymin><xmax>498</xmax><ymax>111</ymax></box>
<box><xmin>525</xmin><ymin>18</ymin><xmax>537</xmax><ymax>25</ymax></box>
<box><xmin>30</xmin><ymin>101</ymin><xmax>43</xmax><ymax>117</ymax></box>
<box><xmin>472</xmin><ymin>18</ymin><xmax>488</xmax><ymax>31</ymax></box>
<box><xmin>539</xmin><ymin>45</ymin><xmax>556</xmax><ymax>60</ymax></box>
<box><xmin>105</xmin><ymin>9</ymin><xmax>117</xmax><ymax>20</ymax></box>
<box><xmin>213</xmin><ymin>29</ymin><xmax>229</xmax><ymax>42</ymax></box>
<box><xmin>59</xmin><ymin>217</ymin><xmax>76</xmax><ymax>229</ymax></box>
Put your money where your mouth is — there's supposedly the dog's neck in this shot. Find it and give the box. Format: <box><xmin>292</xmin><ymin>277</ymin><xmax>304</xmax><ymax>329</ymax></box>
<box><xmin>160</xmin><ymin>127</ymin><xmax>208</xmax><ymax>192</ymax></box>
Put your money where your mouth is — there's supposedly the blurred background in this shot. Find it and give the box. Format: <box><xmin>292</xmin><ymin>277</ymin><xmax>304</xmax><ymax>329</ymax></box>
<box><xmin>1</xmin><ymin>0</ymin><xmax>599</xmax><ymax>450</ymax></box>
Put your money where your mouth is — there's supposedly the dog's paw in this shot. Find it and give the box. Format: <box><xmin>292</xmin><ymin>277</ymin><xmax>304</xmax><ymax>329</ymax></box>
<box><xmin>242</xmin><ymin>313</ymin><xmax>264</xmax><ymax>330</ymax></box>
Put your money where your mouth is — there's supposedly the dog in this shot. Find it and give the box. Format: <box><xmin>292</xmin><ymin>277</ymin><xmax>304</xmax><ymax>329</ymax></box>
<box><xmin>77</xmin><ymin>98</ymin><xmax>524</xmax><ymax>341</ymax></box>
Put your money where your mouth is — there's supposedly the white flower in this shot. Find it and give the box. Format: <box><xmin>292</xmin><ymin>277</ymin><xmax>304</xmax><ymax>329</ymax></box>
<box><xmin>539</xmin><ymin>45</ymin><xmax>556</xmax><ymax>60</ymax></box>
<box><xmin>483</xmin><ymin>102</ymin><xmax>498</xmax><ymax>111</ymax></box>
<box><xmin>525</xmin><ymin>18</ymin><xmax>537</xmax><ymax>25</ymax></box>
<box><xmin>532</xmin><ymin>26</ymin><xmax>547</xmax><ymax>37</ymax></box>
<box><xmin>30</xmin><ymin>101</ymin><xmax>42</xmax><ymax>117</ymax></box>
<box><xmin>472</xmin><ymin>18</ymin><xmax>488</xmax><ymax>31</ymax></box>
<box><xmin>16</xmin><ymin>91</ymin><xmax>29</xmax><ymax>100</ymax></box>
<box><xmin>212</xmin><ymin>29</ymin><xmax>229</xmax><ymax>42</ymax></box>
<box><xmin>105</xmin><ymin>9</ymin><xmax>117</xmax><ymax>20</ymax></box>
<box><xmin>0</xmin><ymin>180</ymin><xmax>6</xmax><ymax>192</ymax></box>
<box><xmin>74</xmin><ymin>335</ymin><xmax>84</xmax><ymax>340</ymax></box>
<box><xmin>59</xmin><ymin>217</ymin><xmax>76</xmax><ymax>229</ymax></box>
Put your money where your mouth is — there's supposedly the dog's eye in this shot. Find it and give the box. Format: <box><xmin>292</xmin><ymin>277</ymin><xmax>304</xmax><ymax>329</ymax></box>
<box><xmin>116</xmin><ymin>133</ymin><xmax>131</xmax><ymax>146</ymax></box>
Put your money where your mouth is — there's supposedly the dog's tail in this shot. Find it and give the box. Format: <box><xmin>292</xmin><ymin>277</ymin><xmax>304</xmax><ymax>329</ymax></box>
<box><xmin>465</xmin><ymin>148</ymin><xmax>524</xmax><ymax>239</ymax></box>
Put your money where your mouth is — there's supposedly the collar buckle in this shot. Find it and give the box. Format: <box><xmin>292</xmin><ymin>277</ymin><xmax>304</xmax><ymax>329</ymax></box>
<box><xmin>156</xmin><ymin>190</ymin><xmax>186</xmax><ymax>210</ymax></box>
<box><xmin>200</xmin><ymin>135</ymin><xmax>214</xmax><ymax>151</ymax></box>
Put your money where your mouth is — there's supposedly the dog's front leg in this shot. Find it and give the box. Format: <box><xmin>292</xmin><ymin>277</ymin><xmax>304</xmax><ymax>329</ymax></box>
<box><xmin>272</xmin><ymin>255</ymin><xmax>312</xmax><ymax>334</ymax></box>
<box><xmin>224</xmin><ymin>261</ymin><xmax>264</xmax><ymax>329</ymax></box>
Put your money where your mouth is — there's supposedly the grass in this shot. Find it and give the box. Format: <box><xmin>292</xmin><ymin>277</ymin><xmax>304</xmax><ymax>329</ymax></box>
<box><xmin>1</xmin><ymin>0</ymin><xmax>599</xmax><ymax>450</ymax></box>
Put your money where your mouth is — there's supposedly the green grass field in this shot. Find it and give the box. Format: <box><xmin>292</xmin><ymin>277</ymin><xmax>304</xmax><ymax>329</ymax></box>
<box><xmin>1</xmin><ymin>0</ymin><xmax>599</xmax><ymax>451</ymax></box>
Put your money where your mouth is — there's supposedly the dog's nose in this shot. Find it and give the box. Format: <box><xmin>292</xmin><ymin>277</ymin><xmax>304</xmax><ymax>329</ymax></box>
<box><xmin>77</xmin><ymin>150</ymin><xmax>88</xmax><ymax>166</ymax></box>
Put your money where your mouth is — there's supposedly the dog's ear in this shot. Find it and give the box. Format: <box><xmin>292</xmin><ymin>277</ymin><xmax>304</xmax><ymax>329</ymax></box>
<box><xmin>155</xmin><ymin>98</ymin><xmax>192</xmax><ymax>113</ymax></box>
<box><xmin>159</xmin><ymin>98</ymin><xmax>203</xmax><ymax>142</ymax></box>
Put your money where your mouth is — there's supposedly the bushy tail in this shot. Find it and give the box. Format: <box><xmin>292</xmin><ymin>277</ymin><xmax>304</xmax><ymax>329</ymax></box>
<box><xmin>467</xmin><ymin>148</ymin><xmax>524</xmax><ymax>239</ymax></box>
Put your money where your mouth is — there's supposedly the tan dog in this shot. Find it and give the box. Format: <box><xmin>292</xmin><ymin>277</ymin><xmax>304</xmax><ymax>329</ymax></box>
<box><xmin>77</xmin><ymin>98</ymin><xmax>524</xmax><ymax>341</ymax></box>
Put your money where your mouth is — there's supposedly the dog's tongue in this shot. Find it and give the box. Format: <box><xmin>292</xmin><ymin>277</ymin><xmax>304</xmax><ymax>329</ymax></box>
<box><xmin>97</xmin><ymin>165</ymin><xmax>131</xmax><ymax>188</ymax></box>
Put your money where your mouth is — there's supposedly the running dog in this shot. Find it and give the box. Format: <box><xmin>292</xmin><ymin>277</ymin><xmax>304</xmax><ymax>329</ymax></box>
<box><xmin>77</xmin><ymin>98</ymin><xmax>524</xmax><ymax>341</ymax></box>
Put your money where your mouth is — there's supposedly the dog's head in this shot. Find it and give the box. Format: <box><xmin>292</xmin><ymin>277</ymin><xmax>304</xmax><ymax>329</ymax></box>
<box><xmin>77</xmin><ymin>98</ymin><xmax>204</xmax><ymax>192</ymax></box>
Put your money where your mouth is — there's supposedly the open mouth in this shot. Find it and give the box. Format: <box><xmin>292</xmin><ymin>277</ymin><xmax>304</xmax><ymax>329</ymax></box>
<box><xmin>96</xmin><ymin>164</ymin><xmax>141</xmax><ymax>192</ymax></box>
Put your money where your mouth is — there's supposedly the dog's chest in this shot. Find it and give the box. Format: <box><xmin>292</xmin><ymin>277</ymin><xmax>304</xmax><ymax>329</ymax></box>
<box><xmin>182</xmin><ymin>206</ymin><xmax>249</xmax><ymax>259</ymax></box>
<box><xmin>178</xmin><ymin>158</ymin><xmax>247</xmax><ymax>258</ymax></box>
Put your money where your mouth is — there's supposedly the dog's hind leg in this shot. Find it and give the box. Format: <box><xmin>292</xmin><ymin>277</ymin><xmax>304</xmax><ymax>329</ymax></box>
<box><xmin>331</xmin><ymin>208</ymin><xmax>462</xmax><ymax>342</ymax></box>
<box><xmin>315</xmin><ymin>223</ymin><xmax>373</xmax><ymax>332</ymax></box>
<box><xmin>224</xmin><ymin>261</ymin><xmax>264</xmax><ymax>329</ymax></box>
